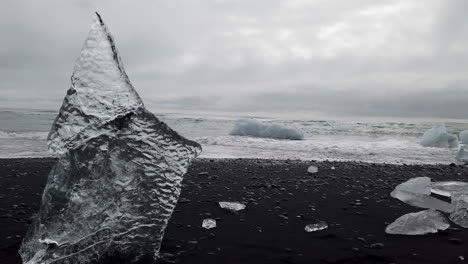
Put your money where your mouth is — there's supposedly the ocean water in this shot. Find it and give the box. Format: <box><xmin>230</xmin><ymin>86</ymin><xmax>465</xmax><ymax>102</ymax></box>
<box><xmin>0</xmin><ymin>108</ymin><xmax>467</xmax><ymax>164</ymax></box>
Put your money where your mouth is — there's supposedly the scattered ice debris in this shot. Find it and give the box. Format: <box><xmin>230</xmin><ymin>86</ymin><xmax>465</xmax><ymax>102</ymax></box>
<box><xmin>230</xmin><ymin>119</ymin><xmax>304</xmax><ymax>140</ymax></box>
<box><xmin>456</xmin><ymin>146</ymin><xmax>468</xmax><ymax>164</ymax></box>
<box><xmin>304</xmin><ymin>221</ymin><xmax>328</xmax><ymax>232</ymax></box>
<box><xmin>385</xmin><ymin>210</ymin><xmax>450</xmax><ymax>235</ymax></box>
<box><xmin>219</xmin><ymin>201</ymin><xmax>246</xmax><ymax>212</ymax></box>
<box><xmin>307</xmin><ymin>166</ymin><xmax>319</xmax><ymax>174</ymax></box>
<box><xmin>390</xmin><ymin>177</ymin><xmax>453</xmax><ymax>213</ymax></box>
<box><xmin>460</xmin><ymin>130</ymin><xmax>468</xmax><ymax>144</ymax></box>
<box><xmin>449</xmin><ymin>194</ymin><xmax>468</xmax><ymax>228</ymax></box>
<box><xmin>202</xmin><ymin>219</ymin><xmax>217</xmax><ymax>229</ymax></box>
<box><xmin>19</xmin><ymin>13</ymin><xmax>201</xmax><ymax>264</ymax></box>
<box><xmin>420</xmin><ymin>124</ymin><xmax>458</xmax><ymax>148</ymax></box>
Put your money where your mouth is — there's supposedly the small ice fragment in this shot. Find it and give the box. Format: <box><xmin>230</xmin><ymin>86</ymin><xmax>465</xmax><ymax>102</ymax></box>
<box><xmin>219</xmin><ymin>201</ymin><xmax>246</xmax><ymax>212</ymax></box>
<box><xmin>202</xmin><ymin>219</ymin><xmax>217</xmax><ymax>229</ymax></box>
<box><xmin>385</xmin><ymin>210</ymin><xmax>450</xmax><ymax>235</ymax></box>
<box><xmin>456</xmin><ymin>146</ymin><xmax>468</xmax><ymax>164</ymax></box>
<box><xmin>449</xmin><ymin>193</ymin><xmax>468</xmax><ymax>228</ymax></box>
<box><xmin>307</xmin><ymin>166</ymin><xmax>318</xmax><ymax>174</ymax></box>
<box><xmin>331</xmin><ymin>166</ymin><xmax>335</xmax><ymax>170</ymax></box>
<box><xmin>38</xmin><ymin>238</ymin><xmax>59</xmax><ymax>246</ymax></box>
<box><xmin>420</xmin><ymin>124</ymin><xmax>458</xmax><ymax>148</ymax></box>
<box><xmin>305</xmin><ymin>221</ymin><xmax>328</xmax><ymax>232</ymax></box>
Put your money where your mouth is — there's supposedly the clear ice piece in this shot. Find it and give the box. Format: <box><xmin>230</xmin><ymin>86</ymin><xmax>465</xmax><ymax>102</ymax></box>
<box><xmin>460</xmin><ymin>130</ymin><xmax>468</xmax><ymax>144</ymax></box>
<box><xmin>202</xmin><ymin>219</ymin><xmax>217</xmax><ymax>229</ymax></box>
<box><xmin>307</xmin><ymin>166</ymin><xmax>318</xmax><ymax>174</ymax></box>
<box><xmin>420</xmin><ymin>124</ymin><xmax>458</xmax><ymax>148</ymax></box>
<box><xmin>430</xmin><ymin>181</ymin><xmax>468</xmax><ymax>198</ymax></box>
<box><xmin>450</xmin><ymin>193</ymin><xmax>468</xmax><ymax>228</ymax></box>
<box><xmin>305</xmin><ymin>221</ymin><xmax>328</xmax><ymax>232</ymax></box>
<box><xmin>391</xmin><ymin>177</ymin><xmax>453</xmax><ymax>213</ymax></box>
<box><xmin>385</xmin><ymin>210</ymin><xmax>450</xmax><ymax>235</ymax></box>
<box><xmin>456</xmin><ymin>146</ymin><xmax>468</xmax><ymax>164</ymax></box>
<box><xmin>219</xmin><ymin>201</ymin><xmax>246</xmax><ymax>212</ymax></box>
<box><xmin>19</xmin><ymin>13</ymin><xmax>201</xmax><ymax>264</ymax></box>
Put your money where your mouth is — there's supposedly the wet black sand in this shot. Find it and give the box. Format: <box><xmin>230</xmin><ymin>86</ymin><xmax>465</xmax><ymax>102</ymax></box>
<box><xmin>1</xmin><ymin>158</ymin><xmax>468</xmax><ymax>263</ymax></box>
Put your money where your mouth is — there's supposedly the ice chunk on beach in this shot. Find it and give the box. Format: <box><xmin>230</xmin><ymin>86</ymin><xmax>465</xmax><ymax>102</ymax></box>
<box><xmin>230</xmin><ymin>119</ymin><xmax>304</xmax><ymax>140</ymax></box>
<box><xmin>450</xmin><ymin>194</ymin><xmax>468</xmax><ymax>228</ymax></box>
<box><xmin>307</xmin><ymin>165</ymin><xmax>318</xmax><ymax>174</ymax></box>
<box><xmin>456</xmin><ymin>146</ymin><xmax>468</xmax><ymax>163</ymax></box>
<box><xmin>202</xmin><ymin>219</ymin><xmax>217</xmax><ymax>229</ymax></box>
<box><xmin>219</xmin><ymin>201</ymin><xmax>246</xmax><ymax>212</ymax></box>
<box><xmin>391</xmin><ymin>177</ymin><xmax>453</xmax><ymax>213</ymax></box>
<box><xmin>460</xmin><ymin>130</ymin><xmax>468</xmax><ymax>144</ymax></box>
<box><xmin>305</xmin><ymin>221</ymin><xmax>328</xmax><ymax>232</ymax></box>
<box><xmin>431</xmin><ymin>181</ymin><xmax>468</xmax><ymax>198</ymax></box>
<box><xmin>420</xmin><ymin>124</ymin><xmax>458</xmax><ymax>148</ymax></box>
<box><xmin>19</xmin><ymin>13</ymin><xmax>201</xmax><ymax>264</ymax></box>
<box><xmin>385</xmin><ymin>210</ymin><xmax>450</xmax><ymax>235</ymax></box>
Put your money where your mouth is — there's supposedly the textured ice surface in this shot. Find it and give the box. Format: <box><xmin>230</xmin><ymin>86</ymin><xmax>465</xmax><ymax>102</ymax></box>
<box><xmin>391</xmin><ymin>177</ymin><xmax>453</xmax><ymax>213</ymax></box>
<box><xmin>202</xmin><ymin>219</ymin><xmax>217</xmax><ymax>229</ymax></box>
<box><xmin>219</xmin><ymin>201</ymin><xmax>246</xmax><ymax>212</ymax></box>
<box><xmin>305</xmin><ymin>221</ymin><xmax>328</xmax><ymax>232</ymax></box>
<box><xmin>307</xmin><ymin>165</ymin><xmax>318</xmax><ymax>174</ymax></box>
<box><xmin>19</xmin><ymin>13</ymin><xmax>201</xmax><ymax>264</ymax></box>
<box><xmin>230</xmin><ymin>119</ymin><xmax>304</xmax><ymax>140</ymax></box>
<box><xmin>456</xmin><ymin>146</ymin><xmax>468</xmax><ymax>163</ymax></box>
<box><xmin>460</xmin><ymin>130</ymin><xmax>468</xmax><ymax>144</ymax></box>
<box><xmin>450</xmin><ymin>194</ymin><xmax>468</xmax><ymax>228</ymax></box>
<box><xmin>385</xmin><ymin>210</ymin><xmax>450</xmax><ymax>235</ymax></box>
<box><xmin>420</xmin><ymin>124</ymin><xmax>458</xmax><ymax>148</ymax></box>
<box><xmin>431</xmin><ymin>181</ymin><xmax>468</xmax><ymax>198</ymax></box>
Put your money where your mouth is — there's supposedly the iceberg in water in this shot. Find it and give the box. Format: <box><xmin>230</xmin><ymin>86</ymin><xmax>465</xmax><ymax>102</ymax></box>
<box><xmin>230</xmin><ymin>119</ymin><xmax>304</xmax><ymax>140</ymax></box>
<box><xmin>420</xmin><ymin>124</ymin><xmax>458</xmax><ymax>148</ymax></box>
<box><xmin>385</xmin><ymin>210</ymin><xmax>450</xmax><ymax>235</ymax></box>
<box><xmin>460</xmin><ymin>130</ymin><xmax>468</xmax><ymax>144</ymax></box>
<box><xmin>19</xmin><ymin>13</ymin><xmax>201</xmax><ymax>264</ymax></box>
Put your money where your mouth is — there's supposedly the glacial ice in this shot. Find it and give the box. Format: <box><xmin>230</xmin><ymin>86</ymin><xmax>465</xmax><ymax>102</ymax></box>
<box><xmin>456</xmin><ymin>146</ymin><xmax>468</xmax><ymax>163</ymax></box>
<box><xmin>19</xmin><ymin>13</ymin><xmax>201</xmax><ymax>264</ymax></box>
<box><xmin>390</xmin><ymin>177</ymin><xmax>453</xmax><ymax>213</ymax></box>
<box><xmin>307</xmin><ymin>165</ymin><xmax>318</xmax><ymax>174</ymax></box>
<box><xmin>385</xmin><ymin>210</ymin><xmax>450</xmax><ymax>235</ymax></box>
<box><xmin>219</xmin><ymin>201</ymin><xmax>246</xmax><ymax>212</ymax></box>
<box><xmin>202</xmin><ymin>219</ymin><xmax>217</xmax><ymax>229</ymax></box>
<box><xmin>230</xmin><ymin>119</ymin><xmax>304</xmax><ymax>140</ymax></box>
<box><xmin>304</xmin><ymin>221</ymin><xmax>328</xmax><ymax>232</ymax></box>
<box><xmin>420</xmin><ymin>124</ymin><xmax>458</xmax><ymax>148</ymax></box>
<box><xmin>450</xmin><ymin>193</ymin><xmax>468</xmax><ymax>228</ymax></box>
<box><xmin>460</xmin><ymin>130</ymin><xmax>468</xmax><ymax>144</ymax></box>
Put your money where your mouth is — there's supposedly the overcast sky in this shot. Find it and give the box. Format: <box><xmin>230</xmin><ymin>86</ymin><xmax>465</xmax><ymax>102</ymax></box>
<box><xmin>1</xmin><ymin>0</ymin><xmax>468</xmax><ymax>119</ymax></box>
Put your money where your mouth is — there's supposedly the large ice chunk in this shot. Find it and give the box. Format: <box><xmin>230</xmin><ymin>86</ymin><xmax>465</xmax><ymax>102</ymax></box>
<box><xmin>450</xmin><ymin>193</ymin><xmax>468</xmax><ymax>228</ymax></box>
<box><xmin>19</xmin><ymin>13</ymin><xmax>201</xmax><ymax>264</ymax></box>
<box><xmin>230</xmin><ymin>119</ymin><xmax>304</xmax><ymax>140</ymax></box>
<box><xmin>385</xmin><ymin>210</ymin><xmax>450</xmax><ymax>235</ymax></box>
<box><xmin>460</xmin><ymin>130</ymin><xmax>468</xmax><ymax>144</ymax></box>
<box><xmin>420</xmin><ymin>124</ymin><xmax>458</xmax><ymax>148</ymax></box>
<box><xmin>390</xmin><ymin>177</ymin><xmax>453</xmax><ymax>213</ymax></box>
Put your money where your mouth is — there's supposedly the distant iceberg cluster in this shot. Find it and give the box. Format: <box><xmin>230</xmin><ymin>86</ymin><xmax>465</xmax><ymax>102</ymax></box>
<box><xmin>230</xmin><ymin>118</ymin><xmax>304</xmax><ymax>140</ymax></box>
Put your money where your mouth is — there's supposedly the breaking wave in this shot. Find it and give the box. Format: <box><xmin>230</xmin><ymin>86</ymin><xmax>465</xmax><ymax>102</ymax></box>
<box><xmin>230</xmin><ymin>119</ymin><xmax>304</xmax><ymax>140</ymax></box>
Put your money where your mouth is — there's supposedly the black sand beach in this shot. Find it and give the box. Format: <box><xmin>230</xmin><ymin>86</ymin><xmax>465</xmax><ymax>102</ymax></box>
<box><xmin>1</xmin><ymin>158</ymin><xmax>467</xmax><ymax>264</ymax></box>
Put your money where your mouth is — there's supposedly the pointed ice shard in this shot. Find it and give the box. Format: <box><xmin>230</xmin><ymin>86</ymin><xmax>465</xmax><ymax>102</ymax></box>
<box><xmin>390</xmin><ymin>177</ymin><xmax>453</xmax><ymax>213</ymax></box>
<box><xmin>19</xmin><ymin>13</ymin><xmax>201</xmax><ymax>264</ymax></box>
<box><xmin>385</xmin><ymin>210</ymin><xmax>450</xmax><ymax>235</ymax></box>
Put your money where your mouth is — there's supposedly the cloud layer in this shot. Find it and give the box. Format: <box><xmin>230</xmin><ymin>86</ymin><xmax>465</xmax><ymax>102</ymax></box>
<box><xmin>1</xmin><ymin>0</ymin><xmax>468</xmax><ymax>119</ymax></box>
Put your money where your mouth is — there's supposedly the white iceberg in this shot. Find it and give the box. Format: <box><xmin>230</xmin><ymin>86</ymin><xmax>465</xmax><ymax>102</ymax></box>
<box><xmin>230</xmin><ymin>119</ymin><xmax>304</xmax><ymax>140</ymax></box>
<box><xmin>420</xmin><ymin>124</ymin><xmax>458</xmax><ymax>148</ymax></box>
<box><xmin>385</xmin><ymin>210</ymin><xmax>450</xmax><ymax>235</ymax></box>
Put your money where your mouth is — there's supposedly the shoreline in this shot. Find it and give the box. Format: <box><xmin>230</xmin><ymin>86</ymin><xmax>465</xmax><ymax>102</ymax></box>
<box><xmin>1</xmin><ymin>158</ymin><xmax>467</xmax><ymax>263</ymax></box>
